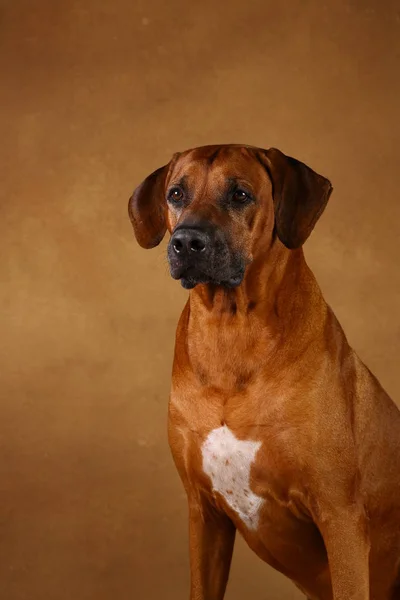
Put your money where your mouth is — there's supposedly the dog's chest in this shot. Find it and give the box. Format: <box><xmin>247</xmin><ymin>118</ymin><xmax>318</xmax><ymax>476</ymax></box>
<box><xmin>201</xmin><ymin>425</ymin><xmax>264</xmax><ymax>530</ymax></box>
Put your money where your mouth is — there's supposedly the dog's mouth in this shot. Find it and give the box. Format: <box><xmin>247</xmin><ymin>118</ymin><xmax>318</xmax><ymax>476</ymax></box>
<box><xmin>181</xmin><ymin>272</ymin><xmax>244</xmax><ymax>290</ymax></box>
<box><xmin>169</xmin><ymin>264</ymin><xmax>245</xmax><ymax>290</ymax></box>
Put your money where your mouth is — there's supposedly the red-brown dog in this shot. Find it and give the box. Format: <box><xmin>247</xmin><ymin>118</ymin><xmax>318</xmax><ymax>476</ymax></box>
<box><xmin>128</xmin><ymin>145</ymin><xmax>400</xmax><ymax>600</ymax></box>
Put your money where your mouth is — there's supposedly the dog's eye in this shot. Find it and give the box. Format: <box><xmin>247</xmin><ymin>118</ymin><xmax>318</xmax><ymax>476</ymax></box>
<box><xmin>168</xmin><ymin>188</ymin><xmax>184</xmax><ymax>204</ymax></box>
<box><xmin>232</xmin><ymin>189</ymin><xmax>251</xmax><ymax>203</ymax></box>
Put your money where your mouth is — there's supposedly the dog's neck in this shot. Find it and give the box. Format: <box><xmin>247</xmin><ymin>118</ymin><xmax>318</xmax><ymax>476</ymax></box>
<box><xmin>182</xmin><ymin>241</ymin><xmax>329</xmax><ymax>388</ymax></box>
<box><xmin>189</xmin><ymin>241</ymin><xmax>324</xmax><ymax>325</ymax></box>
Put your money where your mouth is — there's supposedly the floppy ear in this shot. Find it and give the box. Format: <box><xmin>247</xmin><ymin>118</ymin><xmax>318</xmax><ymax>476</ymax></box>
<box><xmin>128</xmin><ymin>164</ymin><xmax>170</xmax><ymax>249</ymax></box>
<box><xmin>260</xmin><ymin>148</ymin><xmax>333</xmax><ymax>249</ymax></box>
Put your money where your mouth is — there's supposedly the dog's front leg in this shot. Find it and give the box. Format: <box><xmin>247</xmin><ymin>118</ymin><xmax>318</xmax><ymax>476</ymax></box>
<box><xmin>188</xmin><ymin>498</ymin><xmax>236</xmax><ymax>600</ymax></box>
<box><xmin>318</xmin><ymin>506</ymin><xmax>370</xmax><ymax>600</ymax></box>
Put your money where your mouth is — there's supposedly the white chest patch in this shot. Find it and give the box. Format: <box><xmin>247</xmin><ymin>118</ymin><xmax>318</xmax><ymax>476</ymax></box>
<box><xmin>201</xmin><ymin>425</ymin><xmax>264</xmax><ymax>530</ymax></box>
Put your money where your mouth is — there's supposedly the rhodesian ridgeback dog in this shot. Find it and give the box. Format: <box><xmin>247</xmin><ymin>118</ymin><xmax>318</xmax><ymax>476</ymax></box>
<box><xmin>128</xmin><ymin>144</ymin><xmax>400</xmax><ymax>600</ymax></box>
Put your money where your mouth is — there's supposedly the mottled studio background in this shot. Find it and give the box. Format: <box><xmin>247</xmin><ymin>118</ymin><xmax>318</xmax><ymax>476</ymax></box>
<box><xmin>1</xmin><ymin>1</ymin><xmax>399</xmax><ymax>599</ymax></box>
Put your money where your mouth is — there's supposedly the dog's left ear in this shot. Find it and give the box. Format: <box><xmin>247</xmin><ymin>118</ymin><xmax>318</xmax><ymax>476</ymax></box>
<box><xmin>128</xmin><ymin>155</ymin><xmax>179</xmax><ymax>249</ymax></box>
<box><xmin>259</xmin><ymin>148</ymin><xmax>333</xmax><ymax>249</ymax></box>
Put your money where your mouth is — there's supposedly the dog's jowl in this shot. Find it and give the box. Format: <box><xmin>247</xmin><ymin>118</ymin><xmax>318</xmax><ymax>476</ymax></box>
<box><xmin>129</xmin><ymin>144</ymin><xmax>400</xmax><ymax>600</ymax></box>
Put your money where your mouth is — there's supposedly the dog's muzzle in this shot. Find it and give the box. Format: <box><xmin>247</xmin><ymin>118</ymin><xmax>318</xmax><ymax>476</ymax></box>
<box><xmin>167</xmin><ymin>224</ymin><xmax>245</xmax><ymax>290</ymax></box>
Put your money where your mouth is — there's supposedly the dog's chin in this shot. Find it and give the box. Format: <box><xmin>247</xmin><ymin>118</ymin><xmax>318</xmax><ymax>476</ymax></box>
<box><xmin>180</xmin><ymin>276</ymin><xmax>205</xmax><ymax>290</ymax></box>
<box><xmin>170</xmin><ymin>266</ymin><xmax>244</xmax><ymax>290</ymax></box>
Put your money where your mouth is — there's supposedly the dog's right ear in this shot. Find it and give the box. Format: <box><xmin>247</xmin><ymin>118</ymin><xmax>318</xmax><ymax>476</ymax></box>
<box><xmin>128</xmin><ymin>161</ymin><xmax>172</xmax><ymax>249</ymax></box>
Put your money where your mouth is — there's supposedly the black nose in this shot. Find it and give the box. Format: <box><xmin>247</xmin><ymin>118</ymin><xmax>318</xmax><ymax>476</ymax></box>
<box><xmin>171</xmin><ymin>228</ymin><xmax>208</xmax><ymax>255</ymax></box>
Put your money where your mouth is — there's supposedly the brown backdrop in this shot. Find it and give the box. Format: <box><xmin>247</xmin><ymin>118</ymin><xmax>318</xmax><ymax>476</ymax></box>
<box><xmin>1</xmin><ymin>1</ymin><xmax>399</xmax><ymax>599</ymax></box>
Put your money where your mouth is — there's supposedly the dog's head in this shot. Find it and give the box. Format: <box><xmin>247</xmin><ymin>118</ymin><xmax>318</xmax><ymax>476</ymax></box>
<box><xmin>128</xmin><ymin>145</ymin><xmax>332</xmax><ymax>289</ymax></box>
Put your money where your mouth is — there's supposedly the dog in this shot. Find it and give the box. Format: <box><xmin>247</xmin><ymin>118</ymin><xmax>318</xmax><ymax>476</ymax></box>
<box><xmin>128</xmin><ymin>144</ymin><xmax>400</xmax><ymax>600</ymax></box>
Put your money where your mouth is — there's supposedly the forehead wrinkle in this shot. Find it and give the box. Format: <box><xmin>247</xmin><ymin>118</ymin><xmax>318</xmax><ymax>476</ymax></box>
<box><xmin>170</xmin><ymin>147</ymin><xmax>266</xmax><ymax>198</ymax></box>
<box><xmin>169</xmin><ymin>160</ymin><xmax>204</xmax><ymax>187</ymax></box>
<box><xmin>205</xmin><ymin>162</ymin><xmax>255</xmax><ymax>193</ymax></box>
<box><xmin>169</xmin><ymin>155</ymin><xmax>215</xmax><ymax>191</ymax></box>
